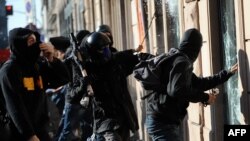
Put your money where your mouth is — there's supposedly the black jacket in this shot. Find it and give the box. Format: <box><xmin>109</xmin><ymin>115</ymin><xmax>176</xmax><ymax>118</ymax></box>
<box><xmin>60</xmin><ymin>45</ymin><xmax>88</xmax><ymax>104</ymax></box>
<box><xmin>0</xmin><ymin>57</ymin><xmax>69</xmax><ymax>140</ymax></box>
<box><xmin>0</xmin><ymin>28</ymin><xmax>69</xmax><ymax>140</ymax></box>
<box><xmin>64</xmin><ymin>57</ymin><xmax>87</xmax><ymax>104</ymax></box>
<box><xmin>146</xmin><ymin>29</ymin><xmax>234</xmax><ymax>124</ymax></box>
<box><xmin>147</xmin><ymin>48</ymin><xmax>234</xmax><ymax>124</ymax></box>
<box><xmin>84</xmin><ymin>49</ymin><xmax>150</xmax><ymax>133</ymax></box>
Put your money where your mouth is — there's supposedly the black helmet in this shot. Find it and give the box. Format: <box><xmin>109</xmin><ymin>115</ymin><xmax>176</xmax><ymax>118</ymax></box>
<box><xmin>86</xmin><ymin>32</ymin><xmax>111</xmax><ymax>51</ymax></box>
<box><xmin>85</xmin><ymin>32</ymin><xmax>112</xmax><ymax>63</ymax></box>
<box><xmin>95</xmin><ymin>24</ymin><xmax>114</xmax><ymax>47</ymax></box>
<box><xmin>95</xmin><ymin>24</ymin><xmax>112</xmax><ymax>33</ymax></box>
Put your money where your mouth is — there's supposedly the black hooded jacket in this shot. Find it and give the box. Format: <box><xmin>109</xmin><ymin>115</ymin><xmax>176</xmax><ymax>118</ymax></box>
<box><xmin>78</xmin><ymin>49</ymin><xmax>152</xmax><ymax>134</ymax></box>
<box><xmin>146</xmin><ymin>28</ymin><xmax>234</xmax><ymax>124</ymax></box>
<box><xmin>0</xmin><ymin>28</ymin><xmax>69</xmax><ymax>140</ymax></box>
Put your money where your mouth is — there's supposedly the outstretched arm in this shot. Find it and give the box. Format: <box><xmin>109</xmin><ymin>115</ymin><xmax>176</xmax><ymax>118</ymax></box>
<box><xmin>192</xmin><ymin>63</ymin><xmax>238</xmax><ymax>91</ymax></box>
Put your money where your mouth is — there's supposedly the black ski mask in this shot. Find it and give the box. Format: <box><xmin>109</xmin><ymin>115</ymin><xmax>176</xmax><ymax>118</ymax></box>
<box><xmin>9</xmin><ymin>28</ymin><xmax>41</xmax><ymax>65</ymax></box>
<box><xmin>178</xmin><ymin>28</ymin><xmax>203</xmax><ymax>62</ymax></box>
<box><xmin>25</xmin><ymin>41</ymin><xmax>41</xmax><ymax>62</ymax></box>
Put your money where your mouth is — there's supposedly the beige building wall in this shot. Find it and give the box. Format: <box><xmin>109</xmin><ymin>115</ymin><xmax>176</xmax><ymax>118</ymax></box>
<box><xmin>183</xmin><ymin>1</ymin><xmax>203</xmax><ymax>141</ymax></box>
<box><xmin>45</xmin><ymin>0</ymin><xmax>58</xmax><ymax>37</ymax></box>
<box><xmin>236</xmin><ymin>0</ymin><xmax>250</xmax><ymax>124</ymax></box>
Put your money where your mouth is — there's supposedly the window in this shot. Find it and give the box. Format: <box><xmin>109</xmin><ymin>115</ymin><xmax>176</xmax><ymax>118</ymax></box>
<box><xmin>165</xmin><ymin>0</ymin><xmax>180</xmax><ymax>50</ymax></box>
<box><xmin>219</xmin><ymin>0</ymin><xmax>239</xmax><ymax>124</ymax></box>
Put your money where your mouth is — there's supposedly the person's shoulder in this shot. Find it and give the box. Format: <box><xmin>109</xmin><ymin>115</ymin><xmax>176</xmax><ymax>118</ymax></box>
<box><xmin>175</xmin><ymin>54</ymin><xmax>189</xmax><ymax>61</ymax></box>
<box><xmin>172</xmin><ymin>55</ymin><xmax>192</xmax><ymax>68</ymax></box>
<box><xmin>0</xmin><ymin>60</ymin><xmax>17</xmax><ymax>78</ymax></box>
<box><xmin>110</xmin><ymin>46</ymin><xmax>118</xmax><ymax>52</ymax></box>
<box><xmin>0</xmin><ymin>60</ymin><xmax>15</xmax><ymax>70</ymax></box>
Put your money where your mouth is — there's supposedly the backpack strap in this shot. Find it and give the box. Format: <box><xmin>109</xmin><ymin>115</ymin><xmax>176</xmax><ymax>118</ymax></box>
<box><xmin>141</xmin><ymin>91</ymin><xmax>155</xmax><ymax>100</ymax></box>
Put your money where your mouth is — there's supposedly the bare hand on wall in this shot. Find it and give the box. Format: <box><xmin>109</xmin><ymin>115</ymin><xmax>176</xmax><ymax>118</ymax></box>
<box><xmin>230</xmin><ymin>63</ymin><xmax>238</xmax><ymax>74</ymax></box>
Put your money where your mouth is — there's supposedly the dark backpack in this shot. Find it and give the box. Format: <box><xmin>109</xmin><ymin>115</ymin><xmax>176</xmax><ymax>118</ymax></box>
<box><xmin>133</xmin><ymin>50</ymin><xmax>183</xmax><ymax>99</ymax></box>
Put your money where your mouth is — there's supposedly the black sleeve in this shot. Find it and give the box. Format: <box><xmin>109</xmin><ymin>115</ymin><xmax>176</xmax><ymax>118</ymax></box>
<box><xmin>114</xmin><ymin>49</ymin><xmax>139</xmax><ymax>76</ymax></box>
<box><xmin>40</xmin><ymin>57</ymin><xmax>70</xmax><ymax>88</ymax></box>
<box><xmin>1</xmin><ymin>68</ymin><xmax>35</xmax><ymax>140</ymax></box>
<box><xmin>186</xmin><ymin>70</ymin><xmax>234</xmax><ymax>103</ymax></box>
<box><xmin>167</xmin><ymin>57</ymin><xmax>209</xmax><ymax>103</ymax></box>
<box><xmin>138</xmin><ymin>52</ymin><xmax>155</xmax><ymax>60</ymax></box>
<box><xmin>67</xmin><ymin>63</ymin><xmax>88</xmax><ymax>102</ymax></box>
<box><xmin>115</xmin><ymin>49</ymin><xmax>154</xmax><ymax>76</ymax></box>
<box><xmin>192</xmin><ymin>70</ymin><xmax>234</xmax><ymax>91</ymax></box>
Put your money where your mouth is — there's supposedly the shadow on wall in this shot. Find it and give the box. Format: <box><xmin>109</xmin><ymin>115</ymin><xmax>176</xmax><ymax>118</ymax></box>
<box><xmin>238</xmin><ymin>49</ymin><xmax>249</xmax><ymax>124</ymax></box>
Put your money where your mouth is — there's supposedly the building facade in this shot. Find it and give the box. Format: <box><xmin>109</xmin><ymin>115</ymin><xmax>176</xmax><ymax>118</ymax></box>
<box><xmin>0</xmin><ymin>0</ymin><xmax>8</xmax><ymax>49</ymax></box>
<box><xmin>41</xmin><ymin>0</ymin><xmax>250</xmax><ymax>140</ymax></box>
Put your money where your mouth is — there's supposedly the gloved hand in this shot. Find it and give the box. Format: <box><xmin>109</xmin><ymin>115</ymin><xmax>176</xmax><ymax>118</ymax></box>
<box><xmin>80</xmin><ymin>96</ymin><xmax>90</xmax><ymax>108</ymax></box>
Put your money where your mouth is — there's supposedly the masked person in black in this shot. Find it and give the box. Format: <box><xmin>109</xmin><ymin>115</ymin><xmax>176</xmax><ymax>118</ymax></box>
<box><xmin>54</xmin><ymin>30</ymin><xmax>93</xmax><ymax>141</ymax></box>
<box><xmin>76</xmin><ymin>29</ymin><xmax>94</xmax><ymax>141</ymax></box>
<box><xmin>72</xmin><ymin>32</ymin><xmax>151</xmax><ymax>141</ymax></box>
<box><xmin>95</xmin><ymin>24</ymin><xmax>118</xmax><ymax>53</ymax></box>
<box><xmin>144</xmin><ymin>28</ymin><xmax>238</xmax><ymax>141</ymax></box>
<box><xmin>0</xmin><ymin>27</ymin><xmax>70</xmax><ymax>141</ymax></box>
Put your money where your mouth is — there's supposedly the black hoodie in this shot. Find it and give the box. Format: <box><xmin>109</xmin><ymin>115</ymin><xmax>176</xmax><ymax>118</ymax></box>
<box><xmin>146</xmin><ymin>28</ymin><xmax>234</xmax><ymax>124</ymax></box>
<box><xmin>0</xmin><ymin>28</ymin><xmax>69</xmax><ymax>140</ymax></box>
<box><xmin>178</xmin><ymin>28</ymin><xmax>203</xmax><ymax>62</ymax></box>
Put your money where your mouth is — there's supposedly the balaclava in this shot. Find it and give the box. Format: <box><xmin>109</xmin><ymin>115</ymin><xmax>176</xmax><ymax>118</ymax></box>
<box><xmin>9</xmin><ymin>27</ymin><xmax>41</xmax><ymax>65</ymax></box>
<box><xmin>178</xmin><ymin>28</ymin><xmax>203</xmax><ymax>62</ymax></box>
